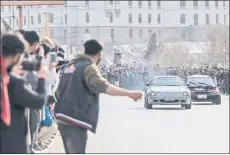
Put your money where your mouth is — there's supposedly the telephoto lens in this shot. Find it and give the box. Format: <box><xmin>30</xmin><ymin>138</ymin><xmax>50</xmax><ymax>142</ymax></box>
<box><xmin>21</xmin><ymin>56</ymin><xmax>42</xmax><ymax>71</ymax></box>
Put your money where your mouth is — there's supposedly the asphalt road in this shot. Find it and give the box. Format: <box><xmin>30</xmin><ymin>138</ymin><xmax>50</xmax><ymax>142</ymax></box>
<box><xmin>48</xmin><ymin>95</ymin><xmax>229</xmax><ymax>153</ymax></box>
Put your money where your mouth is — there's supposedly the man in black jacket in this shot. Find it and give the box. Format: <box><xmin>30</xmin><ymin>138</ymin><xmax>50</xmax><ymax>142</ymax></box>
<box><xmin>0</xmin><ymin>33</ymin><xmax>48</xmax><ymax>153</ymax></box>
<box><xmin>55</xmin><ymin>39</ymin><xmax>143</xmax><ymax>153</ymax></box>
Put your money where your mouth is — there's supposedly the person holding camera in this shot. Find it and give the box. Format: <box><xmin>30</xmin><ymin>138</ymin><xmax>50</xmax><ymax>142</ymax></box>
<box><xmin>0</xmin><ymin>33</ymin><xmax>49</xmax><ymax>153</ymax></box>
<box><xmin>19</xmin><ymin>30</ymin><xmax>47</xmax><ymax>152</ymax></box>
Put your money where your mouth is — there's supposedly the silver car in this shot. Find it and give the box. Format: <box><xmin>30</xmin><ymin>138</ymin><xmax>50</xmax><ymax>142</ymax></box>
<box><xmin>144</xmin><ymin>76</ymin><xmax>192</xmax><ymax>109</ymax></box>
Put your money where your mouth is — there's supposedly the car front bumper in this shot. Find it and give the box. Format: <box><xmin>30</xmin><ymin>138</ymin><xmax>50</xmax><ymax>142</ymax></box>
<box><xmin>147</xmin><ymin>97</ymin><xmax>191</xmax><ymax>105</ymax></box>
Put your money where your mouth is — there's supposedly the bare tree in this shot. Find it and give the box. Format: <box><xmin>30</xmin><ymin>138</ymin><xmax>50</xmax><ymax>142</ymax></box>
<box><xmin>153</xmin><ymin>43</ymin><xmax>194</xmax><ymax>67</ymax></box>
<box><xmin>145</xmin><ymin>33</ymin><xmax>157</xmax><ymax>60</ymax></box>
<box><xmin>202</xmin><ymin>24</ymin><xmax>229</xmax><ymax>68</ymax></box>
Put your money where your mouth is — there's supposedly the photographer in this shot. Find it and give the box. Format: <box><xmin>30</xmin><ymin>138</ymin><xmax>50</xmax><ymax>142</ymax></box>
<box><xmin>20</xmin><ymin>30</ymin><xmax>46</xmax><ymax>152</ymax></box>
<box><xmin>0</xmin><ymin>33</ymin><xmax>48</xmax><ymax>153</ymax></box>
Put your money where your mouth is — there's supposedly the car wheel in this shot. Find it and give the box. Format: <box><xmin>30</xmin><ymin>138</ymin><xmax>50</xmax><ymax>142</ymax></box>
<box><xmin>213</xmin><ymin>99</ymin><xmax>221</xmax><ymax>105</ymax></box>
<box><xmin>145</xmin><ymin>99</ymin><xmax>152</xmax><ymax>109</ymax></box>
<box><xmin>185</xmin><ymin>102</ymin><xmax>192</xmax><ymax>109</ymax></box>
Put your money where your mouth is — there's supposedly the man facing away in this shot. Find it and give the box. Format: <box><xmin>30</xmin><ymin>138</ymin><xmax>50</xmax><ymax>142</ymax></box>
<box><xmin>54</xmin><ymin>39</ymin><xmax>143</xmax><ymax>153</ymax></box>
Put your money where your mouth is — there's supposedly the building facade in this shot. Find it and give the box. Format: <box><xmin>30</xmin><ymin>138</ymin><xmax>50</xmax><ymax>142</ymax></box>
<box><xmin>1</xmin><ymin>0</ymin><xmax>229</xmax><ymax>48</ymax></box>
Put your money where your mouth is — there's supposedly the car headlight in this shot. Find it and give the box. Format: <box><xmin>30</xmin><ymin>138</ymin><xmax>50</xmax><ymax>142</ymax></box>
<box><xmin>183</xmin><ymin>91</ymin><xmax>189</xmax><ymax>96</ymax></box>
<box><xmin>150</xmin><ymin>91</ymin><xmax>156</xmax><ymax>96</ymax></box>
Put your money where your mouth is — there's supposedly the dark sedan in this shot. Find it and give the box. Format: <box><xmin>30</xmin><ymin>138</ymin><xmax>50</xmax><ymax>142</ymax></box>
<box><xmin>186</xmin><ymin>75</ymin><xmax>221</xmax><ymax>105</ymax></box>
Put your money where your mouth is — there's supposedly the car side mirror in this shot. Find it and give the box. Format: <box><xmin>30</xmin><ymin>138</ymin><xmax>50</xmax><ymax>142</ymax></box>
<box><xmin>217</xmin><ymin>83</ymin><xmax>220</xmax><ymax>87</ymax></box>
<box><xmin>145</xmin><ymin>83</ymin><xmax>150</xmax><ymax>87</ymax></box>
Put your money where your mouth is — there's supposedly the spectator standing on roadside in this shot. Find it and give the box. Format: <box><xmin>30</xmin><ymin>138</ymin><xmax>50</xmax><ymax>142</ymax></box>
<box><xmin>0</xmin><ymin>33</ymin><xmax>48</xmax><ymax>153</ymax></box>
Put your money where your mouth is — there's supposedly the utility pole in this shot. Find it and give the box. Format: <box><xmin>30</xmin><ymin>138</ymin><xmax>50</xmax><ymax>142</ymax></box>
<box><xmin>44</xmin><ymin>12</ymin><xmax>51</xmax><ymax>38</ymax></box>
<box><xmin>12</xmin><ymin>1</ymin><xmax>15</xmax><ymax>30</ymax></box>
<box><xmin>65</xmin><ymin>4</ymin><xmax>69</xmax><ymax>58</ymax></box>
<box><xmin>28</xmin><ymin>6</ymin><xmax>30</xmax><ymax>30</ymax></box>
<box><xmin>18</xmin><ymin>5</ymin><xmax>23</xmax><ymax>28</ymax></box>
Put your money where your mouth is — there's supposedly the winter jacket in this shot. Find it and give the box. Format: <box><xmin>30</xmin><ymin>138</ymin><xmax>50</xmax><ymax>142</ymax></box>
<box><xmin>55</xmin><ymin>54</ymin><xmax>109</xmax><ymax>133</ymax></box>
<box><xmin>0</xmin><ymin>74</ymin><xmax>46</xmax><ymax>153</ymax></box>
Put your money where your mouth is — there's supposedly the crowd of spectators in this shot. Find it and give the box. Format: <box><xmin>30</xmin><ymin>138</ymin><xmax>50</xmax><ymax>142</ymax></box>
<box><xmin>100</xmin><ymin>64</ymin><xmax>229</xmax><ymax>95</ymax></box>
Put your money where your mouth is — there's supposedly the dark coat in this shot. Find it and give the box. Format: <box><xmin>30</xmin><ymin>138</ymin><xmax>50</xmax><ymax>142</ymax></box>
<box><xmin>0</xmin><ymin>74</ymin><xmax>46</xmax><ymax>153</ymax></box>
<box><xmin>55</xmin><ymin>57</ymin><xmax>99</xmax><ymax>133</ymax></box>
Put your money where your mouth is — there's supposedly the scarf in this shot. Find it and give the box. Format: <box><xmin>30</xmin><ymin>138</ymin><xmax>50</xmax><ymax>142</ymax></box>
<box><xmin>0</xmin><ymin>57</ymin><xmax>11</xmax><ymax>126</ymax></box>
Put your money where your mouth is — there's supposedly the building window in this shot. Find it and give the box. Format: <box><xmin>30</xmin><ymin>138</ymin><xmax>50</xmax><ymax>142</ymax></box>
<box><xmin>9</xmin><ymin>18</ymin><xmax>12</xmax><ymax>26</ymax></box>
<box><xmin>129</xmin><ymin>29</ymin><xmax>133</xmax><ymax>38</ymax></box>
<box><xmin>138</xmin><ymin>13</ymin><xmax>142</xmax><ymax>23</ymax></box>
<box><xmin>64</xmin><ymin>29</ymin><xmax>67</xmax><ymax>38</ymax></box>
<box><xmin>115</xmin><ymin>0</ymin><xmax>119</xmax><ymax>5</ymax></box>
<box><xmin>138</xmin><ymin>0</ymin><xmax>142</xmax><ymax>7</ymax></box>
<box><xmin>128</xmin><ymin>0</ymin><xmax>132</xmax><ymax>6</ymax></box>
<box><xmin>148</xmin><ymin>14</ymin><xmax>151</xmax><ymax>23</ymax></box>
<box><xmin>85</xmin><ymin>0</ymin><xmax>89</xmax><ymax>5</ymax></box>
<box><xmin>139</xmin><ymin>29</ymin><xmax>143</xmax><ymax>38</ymax></box>
<box><xmin>65</xmin><ymin>14</ymin><xmax>67</xmax><ymax>24</ymax></box>
<box><xmin>157</xmin><ymin>14</ymin><xmax>161</xmax><ymax>24</ymax></box>
<box><xmin>128</xmin><ymin>13</ymin><xmax>132</xmax><ymax>23</ymax></box>
<box><xmin>216</xmin><ymin>14</ymin><xmax>219</xmax><ymax>24</ymax></box>
<box><xmin>24</xmin><ymin>16</ymin><xmax>26</xmax><ymax>25</ymax></box>
<box><xmin>1</xmin><ymin>6</ymin><xmax>4</xmax><ymax>12</ymax></box>
<box><xmin>110</xmin><ymin>12</ymin><xmax>113</xmax><ymax>23</ymax></box>
<box><xmin>180</xmin><ymin>0</ymin><xmax>186</xmax><ymax>7</ymax></box>
<box><xmin>194</xmin><ymin>14</ymin><xmax>198</xmax><ymax>26</ymax></box>
<box><xmin>148</xmin><ymin>0</ymin><xmax>151</xmax><ymax>8</ymax></box>
<box><xmin>86</xmin><ymin>12</ymin><xmax>89</xmax><ymax>23</ymax></box>
<box><xmin>38</xmin><ymin>13</ymin><xmax>41</xmax><ymax>24</ymax></box>
<box><xmin>180</xmin><ymin>13</ymin><xmax>186</xmax><ymax>24</ymax></box>
<box><xmin>181</xmin><ymin>31</ymin><xmax>186</xmax><ymax>39</ymax></box>
<box><xmin>215</xmin><ymin>0</ymin><xmax>218</xmax><ymax>7</ymax></box>
<box><xmin>8</xmin><ymin>6</ymin><xmax>11</xmax><ymax>11</ymax></box>
<box><xmin>224</xmin><ymin>15</ymin><xmax>226</xmax><ymax>25</ymax></box>
<box><xmin>148</xmin><ymin>29</ymin><xmax>152</xmax><ymax>38</ymax></box>
<box><xmin>49</xmin><ymin>13</ymin><xmax>53</xmax><ymax>23</ymax></box>
<box><xmin>50</xmin><ymin>30</ymin><xmax>53</xmax><ymax>38</ymax></box>
<box><xmin>110</xmin><ymin>29</ymin><xmax>114</xmax><ymax>40</ymax></box>
<box><xmin>193</xmin><ymin>0</ymin><xmax>198</xmax><ymax>7</ymax></box>
<box><xmin>206</xmin><ymin>14</ymin><xmax>210</xmax><ymax>25</ymax></box>
<box><xmin>157</xmin><ymin>0</ymin><xmax>161</xmax><ymax>8</ymax></box>
<box><xmin>205</xmin><ymin>0</ymin><xmax>209</xmax><ymax>7</ymax></box>
<box><xmin>110</xmin><ymin>0</ymin><xmax>113</xmax><ymax>5</ymax></box>
<box><xmin>85</xmin><ymin>29</ymin><xmax>89</xmax><ymax>34</ymax></box>
<box><xmin>31</xmin><ymin>16</ymin><xmax>34</xmax><ymax>25</ymax></box>
<box><xmin>223</xmin><ymin>0</ymin><xmax>225</xmax><ymax>7</ymax></box>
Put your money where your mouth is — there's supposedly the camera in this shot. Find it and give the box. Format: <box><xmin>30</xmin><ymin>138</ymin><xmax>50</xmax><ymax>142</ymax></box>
<box><xmin>21</xmin><ymin>55</ymin><xmax>42</xmax><ymax>71</ymax></box>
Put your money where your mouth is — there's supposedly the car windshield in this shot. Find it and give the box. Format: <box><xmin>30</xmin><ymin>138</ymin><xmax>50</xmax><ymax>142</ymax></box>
<box><xmin>150</xmin><ymin>77</ymin><xmax>185</xmax><ymax>86</ymax></box>
<box><xmin>187</xmin><ymin>77</ymin><xmax>215</xmax><ymax>87</ymax></box>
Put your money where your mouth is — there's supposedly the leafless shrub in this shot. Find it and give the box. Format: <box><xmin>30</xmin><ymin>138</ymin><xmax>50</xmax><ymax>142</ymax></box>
<box><xmin>202</xmin><ymin>24</ymin><xmax>229</xmax><ymax>68</ymax></box>
<box><xmin>153</xmin><ymin>43</ymin><xmax>194</xmax><ymax>67</ymax></box>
